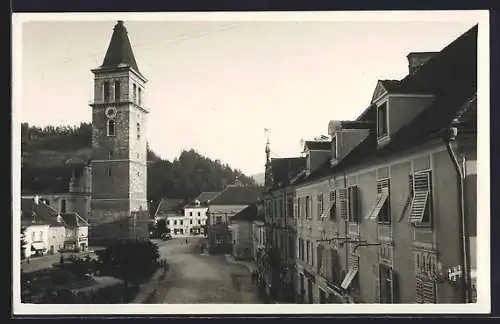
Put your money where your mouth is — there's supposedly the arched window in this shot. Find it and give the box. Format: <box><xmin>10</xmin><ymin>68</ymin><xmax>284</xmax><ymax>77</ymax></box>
<box><xmin>107</xmin><ymin>119</ymin><xmax>115</xmax><ymax>136</ymax></box>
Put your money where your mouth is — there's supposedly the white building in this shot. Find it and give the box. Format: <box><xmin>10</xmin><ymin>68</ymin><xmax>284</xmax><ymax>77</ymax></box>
<box><xmin>183</xmin><ymin>192</ymin><xmax>220</xmax><ymax>236</ymax></box>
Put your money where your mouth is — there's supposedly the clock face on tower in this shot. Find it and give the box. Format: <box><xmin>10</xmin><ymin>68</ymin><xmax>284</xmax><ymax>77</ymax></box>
<box><xmin>105</xmin><ymin>107</ymin><xmax>117</xmax><ymax>118</ymax></box>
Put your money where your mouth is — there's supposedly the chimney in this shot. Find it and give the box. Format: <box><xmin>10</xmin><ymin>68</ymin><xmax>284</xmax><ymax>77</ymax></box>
<box><xmin>34</xmin><ymin>195</ymin><xmax>40</xmax><ymax>204</ymax></box>
<box><xmin>407</xmin><ymin>52</ymin><xmax>438</xmax><ymax>74</ymax></box>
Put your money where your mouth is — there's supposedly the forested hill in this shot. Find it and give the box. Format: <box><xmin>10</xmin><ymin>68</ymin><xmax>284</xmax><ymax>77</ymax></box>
<box><xmin>21</xmin><ymin>122</ymin><xmax>260</xmax><ymax>203</ymax></box>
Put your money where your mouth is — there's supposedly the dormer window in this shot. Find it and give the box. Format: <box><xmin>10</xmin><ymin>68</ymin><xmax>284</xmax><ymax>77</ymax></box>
<box><xmin>377</xmin><ymin>102</ymin><xmax>388</xmax><ymax>138</ymax></box>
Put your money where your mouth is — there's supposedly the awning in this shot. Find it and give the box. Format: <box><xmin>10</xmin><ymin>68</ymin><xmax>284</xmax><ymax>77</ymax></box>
<box><xmin>341</xmin><ymin>268</ymin><xmax>358</xmax><ymax>290</ymax></box>
<box><xmin>31</xmin><ymin>242</ymin><xmax>45</xmax><ymax>251</ymax></box>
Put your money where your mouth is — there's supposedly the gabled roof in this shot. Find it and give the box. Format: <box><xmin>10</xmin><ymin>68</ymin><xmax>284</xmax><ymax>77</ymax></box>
<box><xmin>209</xmin><ymin>185</ymin><xmax>262</xmax><ymax>206</ymax></box>
<box><xmin>155</xmin><ymin>198</ymin><xmax>184</xmax><ymax>216</ymax></box>
<box><xmin>185</xmin><ymin>191</ymin><xmax>221</xmax><ymax>207</ymax></box>
<box><xmin>304</xmin><ymin>141</ymin><xmax>331</xmax><ymax>151</ymax></box>
<box><xmin>21</xmin><ymin>198</ymin><xmax>63</xmax><ymax>227</ymax></box>
<box><xmin>231</xmin><ymin>204</ymin><xmax>258</xmax><ymax>222</ymax></box>
<box><xmin>295</xmin><ymin>24</ymin><xmax>478</xmax><ymax>187</ymax></box>
<box><xmin>97</xmin><ymin>21</ymin><xmax>143</xmax><ymax>78</ymax></box>
<box><xmin>269</xmin><ymin>157</ymin><xmax>307</xmax><ymax>190</ymax></box>
<box><xmin>60</xmin><ymin>212</ymin><xmax>89</xmax><ymax>227</ymax></box>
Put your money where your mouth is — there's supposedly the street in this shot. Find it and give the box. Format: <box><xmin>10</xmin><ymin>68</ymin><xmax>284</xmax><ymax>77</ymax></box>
<box><xmin>153</xmin><ymin>237</ymin><xmax>262</xmax><ymax>303</ymax></box>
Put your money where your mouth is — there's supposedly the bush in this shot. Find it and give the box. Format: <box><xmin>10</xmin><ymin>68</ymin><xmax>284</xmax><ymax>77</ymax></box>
<box><xmin>95</xmin><ymin>240</ymin><xmax>160</xmax><ymax>281</ymax></box>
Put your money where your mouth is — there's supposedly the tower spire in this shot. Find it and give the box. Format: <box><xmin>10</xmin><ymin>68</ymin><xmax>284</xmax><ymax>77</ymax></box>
<box><xmin>99</xmin><ymin>20</ymin><xmax>142</xmax><ymax>76</ymax></box>
<box><xmin>265</xmin><ymin>128</ymin><xmax>271</xmax><ymax>164</ymax></box>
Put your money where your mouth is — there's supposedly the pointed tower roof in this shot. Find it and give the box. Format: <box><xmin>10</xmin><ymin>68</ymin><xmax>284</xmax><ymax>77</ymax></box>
<box><xmin>98</xmin><ymin>20</ymin><xmax>143</xmax><ymax>77</ymax></box>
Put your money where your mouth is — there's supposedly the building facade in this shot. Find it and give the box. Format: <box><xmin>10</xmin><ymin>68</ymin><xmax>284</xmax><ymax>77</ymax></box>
<box><xmin>207</xmin><ymin>182</ymin><xmax>262</xmax><ymax>254</ymax></box>
<box><xmin>89</xmin><ymin>20</ymin><xmax>149</xmax><ymax>245</ymax></box>
<box><xmin>183</xmin><ymin>192</ymin><xmax>220</xmax><ymax>236</ymax></box>
<box><xmin>291</xmin><ymin>25</ymin><xmax>477</xmax><ymax>304</ymax></box>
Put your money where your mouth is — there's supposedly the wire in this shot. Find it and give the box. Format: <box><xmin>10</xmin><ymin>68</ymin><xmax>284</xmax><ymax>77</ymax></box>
<box><xmin>25</xmin><ymin>22</ymin><xmax>243</xmax><ymax>75</ymax></box>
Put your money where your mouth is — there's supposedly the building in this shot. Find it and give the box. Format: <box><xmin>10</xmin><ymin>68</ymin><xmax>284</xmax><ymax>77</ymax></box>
<box><xmin>60</xmin><ymin>212</ymin><xmax>90</xmax><ymax>252</ymax></box>
<box><xmin>291</xmin><ymin>25</ymin><xmax>477</xmax><ymax>304</ymax></box>
<box><xmin>183</xmin><ymin>192</ymin><xmax>220</xmax><ymax>236</ymax></box>
<box><xmin>88</xmin><ymin>20</ymin><xmax>150</xmax><ymax>245</ymax></box>
<box><xmin>251</xmin><ymin>202</ymin><xmax>266</xmax><ymax>261</ymax></box>
<box><xmin>207</xmin><ymin>180</ymin><xmax>262</xmax><ymax>254</ymax></box>
<box><xmin>229</xmin><ymin>203</ymin><xmax>259</xmax><ymax>260</ymax></box>
<box><xmin>153</xmin><ymin>198</ymin><xmax>185</xmax><ymax>236</ymax></box>
<box><xmin>21</xmin><ymin>196</ymin><xmax>66</xmax><ymax>257</ymax></box>
<box><xmin>22</xmin><ymin>163</ymin><xmax>92</xmax><ymax>221</ymax></box>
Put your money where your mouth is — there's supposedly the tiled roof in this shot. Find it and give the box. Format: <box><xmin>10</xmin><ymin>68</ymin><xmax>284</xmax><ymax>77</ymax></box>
<box><xmin>60</xmin><ymin>212</ymin><xmax>89</xmax><ymax>227</ymax></box>
<box><xmin>304</xmin><ymin>141</ymin><xmax>331</xmax><ymax>151</ymax></box>
<box><xmin>189</xmin><ymin>191</ymin><xmax>221</xmax><ymax>206</ymax></box>
<box><xmin>99</xmin><ymin>21</ymin><xmax>142</xmax><ymax>76</ymax></box>
<box><xmin>156</xmin><ymin>198</ymin><xmax>184</xmax><ymax>215</ymax></box>
<box><xmin>231</xmin><ymin>204</ymin><xmax>258</xmax><ymax>222</ymax></box>
<box><xmin>269</xmin><ymin>157</ymin><xmax>306</xmax><ymax>190</ymax></box>
<box><xmin>21</xmin><ymin>198</ymin><xmax>63</xmax><ymax>227</ymax></box>
<box><xmin>294</xmin><ymin>24</ymin><xmax>477</xmax><ymax>187</ymax></box>
<box><xmin>209</xmin><ymin>185</ymin><xmax>262</xmax><ymax>206</ymax></box>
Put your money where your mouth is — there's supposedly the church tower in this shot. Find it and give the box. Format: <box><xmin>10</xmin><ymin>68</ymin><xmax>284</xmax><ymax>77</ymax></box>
<box><xmin>88</xmin><ymin>21</ymin><xmax>149</xmax><ymax>245</ymax></box>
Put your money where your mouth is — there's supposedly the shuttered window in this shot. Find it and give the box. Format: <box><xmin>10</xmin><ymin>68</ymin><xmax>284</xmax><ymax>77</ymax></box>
<box><xmin>329</xmin><ymin>191</ymin><xmax>337</xmax><ymax>220</ymax></box>
<box><xmin>347</xmin><ymin>186</ymin><xmax>360</xmax><ymax>223</ymax></box>
<box><xmin>366</xmin><ymin>179</ymin><xmax>391</xmax><ymax>221</ymax></box>
<box><xmin>317</xmin><ymin>194</ymin><xmax>324</xmax><ymax>220</ymax></box>
<box><xmin>415</xmin><ymin>276</ymin><xmax>436</xmax><ymax>303</ymax></box>
<box><xmin>337</xmin><ymin>188</ymin><xmax>348</xmax><ymax>219</ymax></box>
<box><xmin>414</xmin><ymin>249</ymin><xmax>437</xmax><ymax>303</ymax></box>
<box><xmin>409</xmin><ymin>171</ymin><xmax>432</xmax><ymax>224</ymax></box>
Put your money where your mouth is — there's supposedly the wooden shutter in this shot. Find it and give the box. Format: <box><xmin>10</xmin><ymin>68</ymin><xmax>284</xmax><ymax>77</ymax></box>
<box><xmin>337</xmin><ymin>188</ymin><xmax>348</xmax><ymax>219</ymax></box>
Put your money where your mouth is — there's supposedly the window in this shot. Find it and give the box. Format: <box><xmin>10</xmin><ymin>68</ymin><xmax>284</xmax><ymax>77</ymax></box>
<box><xmin>133</xmin><ymin>84</ymin><xmax>137</xmax><ymax>103</ymax></box>
<box><xmin>379</xmin><ymin>264</ymin><xmax>394</xmax><ymax>303</ymax></box>
<box><xmin>103</xmin><ymin>81</ymin><xmax>111</xmax><ymax>101</ymax></box>
<box><xmin>319</xmin><ymin>289</ymin><xmax>327</xmax><ymax>304</ymax></box>
<box><xmin>114</xmin><ymin>81</ymin><xmax>121</xmax><ymax>100</ymax></box>
<box><xmin>317</xmin><ymin>194</ymin><xmax>324</xmax><ymax>220</ymax></box>
<box><xmin>287</xmin><ymin>198</ymin><xmax>294</xmax><ymax>218</ymax></box>
<box><xmin>39</xmin><ymin>231</ymin><xmax>43</xmax><ymax>241</ymax></box>
<box><xmin>61</xmin><ymin>199</ymin><xmax>66</xmax><ymax>213</ymax></box>
<box><xmin>338</xmin><ymin>188</ymin><xmax>348</xmax><ymax>219</ymax></box>
<box><xmin>180</xmin><ymin>229</ymin><xmax>184</xmax><ymax>235</ymax></box>
<box><xmin>306</xmin><ymin>240</ymin><xmax>310</xmax><ymax>264</ymax></box>
<box><xmin>198</xmin><ymin>212</ymin><xmax>201</xmax><ymax>217</ymax></box>
<box><xmin>377</xmin><ymin>102</ymin><xmax>388</xmax><ymax>138</ymax></box>
<box><xmin>367</xmin><ymin>179</ymin><xmax>390</xmax><ymax>223</ymax></box>
<box><xmin>329</xmin><ymin>248</ymin><xmax>341</xmax><ymax>285</ymax></box>
<box><xmin>180</xmin><ymin>220</ymin><xmax>184</xmax><ymax>225</ymax></box>
<box><xmin>329</xmin><ymin>191</ymin><xmax>337</xmax><ymax>220</ymax></box>
<box><xmin>408</xmin><ymin>171</ymin><xmax>432</xmax><ymax>225</ymax></box>
<box><xmin>347</xmin><ymin>186</ymin><xmax>360</xmax><ymax>223</ymax></box>
<box><xmin>198</xmin><ymin>219</ymin><xmax>201</xmax><ymax>225</ymax></box>
<box><xmin>414</xmin><ymin>249</ymin><xmax>437</xmax><ymax>303</ymax></box>
<box><xmin>341</xmin><ymin>253</ymin><xmax>359</xmax><ymax>291</ymax></box>
<box><xmin>216</xmin><ymin>216</ymin><xmax>222</xmax><ymax>224</ymax></box>
<box><xmin>189</xmin><ymin>212</ymin><xmax>193</xmax><ymax>217</ymax></box>
<box><xmin>331</xmin><ymin>136</ymin><xmax>337</xmax><ymax>160</ymax></box>
<box><xmin>317</xmin><ymin>245</ymin><xmax>324</xmax><ymax>274</ymax></box>
<box><xmin>136</xmin><ymin>122</ymin><xmax>141</xmax><ymax>139</ymax></box>
<box><xmin>190</xmin><ymin>219</ymin><xmax>193</xmax><ymax>225</ymax></box>
<box><xmin>166</xmin><ymin>220</ymin><xmax>170</xmax><ymax>226</ymax></box>
<box><xmin>107</xmin><ymin>119</ymin><xmax>115</xmax><ymax>136</ymax></box>
<box><xmin>31</xmin><ymin>232</ymin><xmax>35</xmax><ymax>242</ymax></box>
<box><xmin>138</xmin><ymin>87</ymin><xmax>142</xmax><ymax>106</ymax></box>
<box><xmin>305</xmin><ymin>196</ymin><xmax>311</xmax><ymax>219</ymax></box>
<box><xmin>297</xmin><ymin>198</ymin><xmax>302</xmax><ymax>218</ymax></box>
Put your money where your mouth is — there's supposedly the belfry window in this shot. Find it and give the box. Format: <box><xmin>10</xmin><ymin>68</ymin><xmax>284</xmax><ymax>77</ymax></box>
<box><xmin>107</xmin><ymin>119</ymin><xmax>116</xmax><ymax>136</ymax></box>
<box><xmin>133</xmin><ymin>84</ymin><xmax>137</xmax><ymax>103</ymax></box>
<box><xmin>103</xmin><ymin>81</ymin><xmax>111</xmax><ymax>101</ymax></box>
<box><xmin>138</xmin><ymin>88</ymin><xmax>142</xmax><ymax>106</ymax></box>
<box><xmin>114</xmin><ymin>81</ymin><xmax>121</xmax><ymax>101</ymax></box>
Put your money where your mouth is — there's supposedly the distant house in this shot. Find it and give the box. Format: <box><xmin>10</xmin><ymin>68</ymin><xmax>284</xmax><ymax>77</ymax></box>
<box><xmin>229</xmin><ymin>203</ymin><xmax>259</xmax><ymax>260</ymax></box>
<box><xmin>183</xmin><ymin>192</ymin><xmax>220</xmax><ymax>236</ymax></box>
<box><xmin>153</xmin><ymin>198</ymin><xmax>185</xmax><ymax>236</ymax></box>
<box><xmin>60</xmin><ymin>212</ymin><xmax>89</xmax><ymax>252</ymax></box>
<box><xmin>207</xmin><ymin>180</ymin><xmax>262</xmax><ymax>254</ymax></box>
<box><xmin>21</xmin><ymin>196</ymin><xmax>66</xmax><ymax>257</ymax></box>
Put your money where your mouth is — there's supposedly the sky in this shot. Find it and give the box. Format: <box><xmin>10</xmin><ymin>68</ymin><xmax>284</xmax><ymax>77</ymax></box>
<box><xmin>19</xmin><ymin>14</ymin><xmax>479</xmax><ymax>176</ymax></box>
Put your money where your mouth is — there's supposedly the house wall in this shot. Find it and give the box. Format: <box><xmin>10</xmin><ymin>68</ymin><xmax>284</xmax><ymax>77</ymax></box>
<box><xmin>232</xmin><ymin>221</ymin><xmax>253</xmax><ymax>260</ymax></box>
<box><xmin>184</xmin><ymin>206</ymin><xmax>208</xmax><ymax>235</ymax></box>
<box><xmin>48</xmin><ymin>226</ymin><xmax>66</xmax><ymax>253</ymax></box>
<box><xmin>293</xmin><ymin>140</ymin><xmax>469</xmax><ymax>304</ymax></box>
<box><xmin>24</xmin><ymin>224</ymin><xmax>50</xmax><ymax>257</ymax></box>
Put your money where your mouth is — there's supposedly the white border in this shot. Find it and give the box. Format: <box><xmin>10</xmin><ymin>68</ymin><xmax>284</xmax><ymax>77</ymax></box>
<box><xmin>12</xmin><ymin>10</ymin><xmax>490</xmax><ymax>315</ymax></box>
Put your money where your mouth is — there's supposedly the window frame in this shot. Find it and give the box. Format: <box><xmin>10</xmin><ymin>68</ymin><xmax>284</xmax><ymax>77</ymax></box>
<box><xmin>107</xmin><ymin>119</ymin><xmax>116</xmax><ymax>137</ymax></box>
<box><xmin>377</xmin><ymin>102</ymin><xmax>389</xmax><ymax>139</ymax></box>
<box><xmin>317</xmin><ymin>193</ymin><xmax>324</xmax><ymax>220</ymax></box>
<box><xmin>408</xmin><ymin>170</ymin><xmax>433</xmax><ymax>226</ymax></box>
